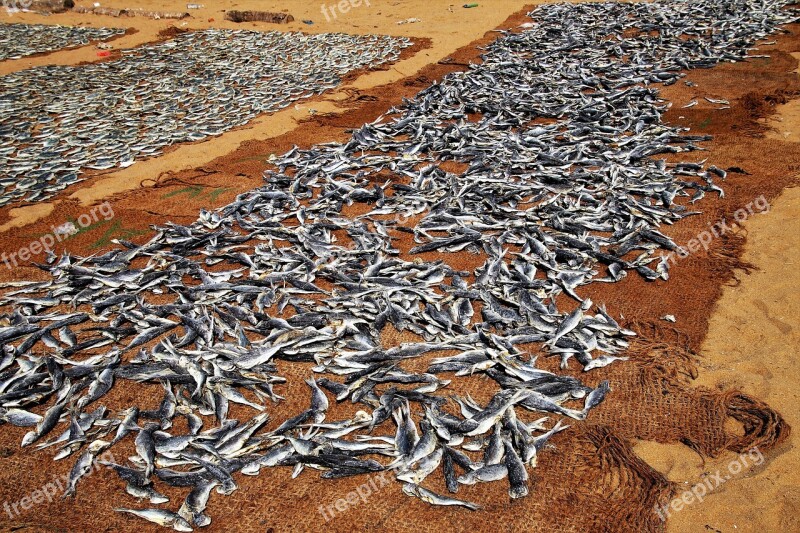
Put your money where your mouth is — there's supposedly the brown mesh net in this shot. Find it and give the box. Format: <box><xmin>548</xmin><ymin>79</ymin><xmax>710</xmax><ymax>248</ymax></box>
<box><xmin>1</xmin><ymin>6</ymin><xmax>798</xmax><ymax>533</ymax></box>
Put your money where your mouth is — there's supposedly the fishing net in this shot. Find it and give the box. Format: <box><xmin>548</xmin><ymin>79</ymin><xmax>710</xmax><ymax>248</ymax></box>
<box><xmin>0</xmin><ymin>1</ymin><xmax>798</xmax><ymax>532</ymax></box>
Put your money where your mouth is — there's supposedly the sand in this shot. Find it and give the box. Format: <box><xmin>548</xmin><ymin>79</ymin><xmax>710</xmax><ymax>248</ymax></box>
<box><xmin>633</xmin><ymin>185</ymin><xmax>800</xmax><ymax>532</ymax></box>
<box><xmin>0</xmin><ymin>1</ymin><xmax>798</xmax><ymax>532</ymax></box>
<box><xmin>659</xmin><ymin>186</ymin><xmax>800</xmax><ymax>533</ymax></box>
<box><xmin>634</xmin><ymin>38</ymin><xmax>800</xmax><ymax>533</ymax></box>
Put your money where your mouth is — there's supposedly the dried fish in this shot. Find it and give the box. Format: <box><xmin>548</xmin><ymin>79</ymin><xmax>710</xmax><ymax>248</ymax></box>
<box><xmin>0</xmin><ymin>29</ymin><xmax>411</xmax><ymax>206</ymax></box>
<box><xmin>0</xmin><ymin>23</ymin><xmax>124</xmax><ymax>61</ymax></box>
<box><xmin>0</xmin><ymin>0</ymin><xmax>795</xmax><ymax>529</ymax></box>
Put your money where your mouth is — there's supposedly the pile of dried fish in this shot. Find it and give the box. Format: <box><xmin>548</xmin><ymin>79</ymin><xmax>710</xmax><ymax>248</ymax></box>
<box><xmin>0</xmin><ymin>0</ymin><xmax>796</xmax><ymax>530</ymax></box>
<box><xmin>0</xmin><ymin>29</ymin><xmax>411</xmax><ymax>206</ymax></box>
<box><xmin>0</xmin><ymin>23</ymin><xmax>124</xmax><ymax>61</ymax></box>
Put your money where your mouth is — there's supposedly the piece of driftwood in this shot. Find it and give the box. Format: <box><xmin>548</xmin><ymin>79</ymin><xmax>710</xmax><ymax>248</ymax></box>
<box><xmin>73</xmin><ymin>6</ymin><xmax>123</xmax><ymax>17</ymax></box>
<box><xmin>225</xmin><ymin>10</ymin><xmax>294</xmax><ymax>24</ymax></box>
<box><xmin>127</xmin><ymin>9</ymin><xmax>190</xmax><ymax>19</ymax></box>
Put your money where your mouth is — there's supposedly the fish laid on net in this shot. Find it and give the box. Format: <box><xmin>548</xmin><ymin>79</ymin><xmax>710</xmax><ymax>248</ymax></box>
<box><xmin>0</xmin><ymin>29</ymin><xmax>412</xmax><ymax>206</ymax></box>
<box><xmin>0</xmin><ymin>22</ymin><xmax>125</xmax><ymax>61</ymax></box>
<box><xmin>0</xmin><ymin>0</ymin><xmax>796</xmax><ymax>530</ymax></box>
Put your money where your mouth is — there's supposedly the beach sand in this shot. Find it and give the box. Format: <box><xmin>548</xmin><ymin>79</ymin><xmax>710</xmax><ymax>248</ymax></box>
<box><xmin>0</xmin><ymin>2</ymin><xmax>797</xmax><ymax>531</ymax></box>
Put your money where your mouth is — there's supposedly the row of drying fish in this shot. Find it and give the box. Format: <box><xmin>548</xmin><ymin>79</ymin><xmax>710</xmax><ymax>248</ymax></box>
<box><xmin>0</xmin><ymin>22</ymin><xmax>124</xmax><ymax>61</ymax></box>
<box><xmin>0</xmin><ymin>0</ymin><xmax>796</xmax><ymax>530</ymax></box>
<box><xmin>0</xmin><ymin>29</ymin><xmax>412</xmax><ymax>206</ymax></box>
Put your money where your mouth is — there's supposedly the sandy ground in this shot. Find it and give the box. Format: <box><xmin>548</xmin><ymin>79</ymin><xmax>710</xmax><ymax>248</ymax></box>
<box><xmin>0</xmin><ymin>1</ymin><xmax>798</xmax><ymax>532</ymax></box>
<box><xmin>634</xmin><ymin>185</ymin><xmax>800</xmax><ymax>532</ymax></box>
<box><xmin>631</xmin><ymin>33</ymin><xmax>800</xmax><ymax>532</ymax></box>
<box><xmin>670</xmin><ymin>186</ymin><xmax>799</xmax><ymax>532</ymax></box>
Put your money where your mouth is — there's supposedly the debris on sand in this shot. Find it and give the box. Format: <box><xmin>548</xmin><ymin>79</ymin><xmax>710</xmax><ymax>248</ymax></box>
<box><xmin>224</xmin><ymin>10</ymin><xmax>294</xmax><ymax>24</ymax></box>
<box><xmin>72</xmin><ymin>6</ymin><xmax>191</xmax><ymax>19</ymax></box>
